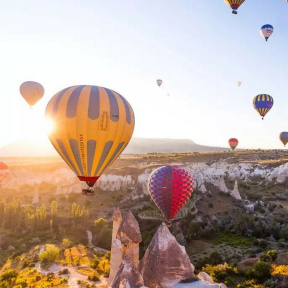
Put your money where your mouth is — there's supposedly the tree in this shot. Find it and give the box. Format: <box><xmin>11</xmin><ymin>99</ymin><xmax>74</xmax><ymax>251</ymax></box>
<box><xmin>50</xmin><ymin>200</ymin><xmax>58</xmax><ymax>217</ymax></box>
<box><xmin>62</xmin><ymin>238</ymin><xmax>72</xmax><ymax>248</ymax></box>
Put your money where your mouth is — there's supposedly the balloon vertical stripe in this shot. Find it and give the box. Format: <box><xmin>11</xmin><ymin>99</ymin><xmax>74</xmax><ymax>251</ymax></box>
<box><xmin>87</xmin><ymin>140</ymin><xmax>97</xmax><ymax>175</ymax></box>
<box><xmin>50</xmin><ymin>87</ymin><xmax>71</xmax><ymax>116</ymax></box>
<box><xmin>66</xmin><ymin>85</ymin><xmax>85</xmax><ymax>118</ymax></box>
<box><xmin>56</xmin><ymin>139</ymin><xmax>78</xmax><ymax>174</ymax></box>
<box><xmin>94</xmin><ymin>141</ymin><xmax>113</xmax><ymax>175</ymax></box>
<box><xmin>69</xmin><ymin>139</ymin><xmax>84</xmax><ymax>175</ymax></box>
<box><xmin>101</xmin><ymin>141</ymin><xmax>125</xmax><ymax>172</ymax></box>
<box><xmin>88</xmin><ymin>86</ymin><xmax>100</xmax><ymax>120</ymax></box>
<box><xmin>104</xmin><ymin>88</ymin><xmax>119</xmax><ymax>122</ymax></box>
<box><xmin>117</xmin><ymin>93</ymin><xmax>132</xmax><ymax>124</ymax></box>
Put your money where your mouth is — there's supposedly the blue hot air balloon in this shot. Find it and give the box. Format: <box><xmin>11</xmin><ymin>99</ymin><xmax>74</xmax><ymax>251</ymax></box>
<box><xmin>253</xmin><ymin>94</ymin><xmax>273</xmax><ymax>120</ymax></box>
<box><xmin>260</xmin><ymin>24</ymin><xmax>274</xmax><ymax>41</ymax></box>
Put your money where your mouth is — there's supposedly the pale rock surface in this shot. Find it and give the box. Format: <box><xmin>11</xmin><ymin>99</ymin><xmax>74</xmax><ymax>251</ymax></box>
<box><xmin>110</xmin><ymin>256</ymin><xmax>144</xmax><ymax>288</ymax></box>
<box><xmin>109</xmin><ymin>240</ymin><xmax>124</xmax><ymax>285</ymax></box>
<box><xmin>96</xmin><ymin>174</ymin><xmax>134</xmax><ymax>191</ymax></box>
<box><xmin>197</xmin><ymin>272</ymin><xmax>214</xmax><ymax>284</ymax></box>
<box><xmin>139</xmin><ymin>223</ymin><xmax>195</xmax><ymax>288</ymax></box>
<box><xmin>230</xmin><ymin>180</ymin><xmax>241</xmax><ymax>200</ymax></box>
<box><xmin>167</xmin><ymin>281</ymin><xmax>227</xmax><ymax>288</ymax></box>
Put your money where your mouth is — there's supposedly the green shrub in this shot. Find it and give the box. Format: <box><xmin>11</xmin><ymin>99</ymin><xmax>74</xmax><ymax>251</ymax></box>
<box><xmin>88</xmin><ymin>272</ymin><xmax>100</xmax><ymax>281</ymax></box>
<box><xmin>39</xmin><ymin>245</ymin><xmax>60</xmax><ymax>264</ymax></box>
<box><xmin>0</xmin><ymin>269</ymin><xmax>19</xmax><ymax>282</ymax></box>
<box><xmin>90</xmin><ymin>257</ymin><xmax>100</xmax><ymax>269</ymax></box>
<box><xmin>251</xmin><ymin>261</ymin><xmax>272</xmax><ymax>282</ymax></box>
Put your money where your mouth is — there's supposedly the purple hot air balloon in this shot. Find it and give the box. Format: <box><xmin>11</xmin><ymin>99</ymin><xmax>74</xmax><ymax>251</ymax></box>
<box><xmin>147</xmin><ymin>166</ymin><xmax>194</xmax><ymax>221</ymax></box>
<box><xmin>280</xmin><ymin>132</ymin><xmax>288</xmax><ymax>147</ymax></box>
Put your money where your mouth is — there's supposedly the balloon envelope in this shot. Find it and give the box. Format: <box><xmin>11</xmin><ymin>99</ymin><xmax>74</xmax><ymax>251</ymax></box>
<box><xmin>260</xmin><ymin>24</ymin><xmax>274</xmax><ymax>41</ymax></box>
<box><xmin>20</xmin><ymin>81</ymin><xmax>44</xmax><ymax>107</ymax></box>
<box><xmin>280</xmin><ymin>132</ymin><xmax>288</xmax><ymax>147</ymax></box>
<box><xmin>253</xmin><ymin>94</ymin><xmax>273</xmax><ymax>119</ymax></box>
<box><xmin>228</xmin><ymin>138</ymin><xmax>238</xmax><ymax>150</ymax></box>
<box><xmin>147</xmin><ymin>166</ymin><xmax>194</xmax><ymax>221</ymax></box>
<box><xmin>45</xmin><ymin>85</ymin><xmax>135</xmax><ymax>187</ymax></box>
<box><xmin>0</xmin><ymin>162</ymin><xmax>9</xmax><ymax>183</ymax></box>
<box><xmin>224</xmin><ymin>0</ymin><xmax>245</xmax><ymax>13</ymax></box>
<box><xmin>237</xmin><ymin>81</ymin><xmax>241</xmax><ymax>87</ymax></box>
<box><xmin>156</xmin><ymin>79</ymin><xmax>162</xmax><ymax>87</ymax></box>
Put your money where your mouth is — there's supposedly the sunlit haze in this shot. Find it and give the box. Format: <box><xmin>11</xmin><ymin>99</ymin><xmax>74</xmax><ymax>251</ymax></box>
<box><xmin>0</xmin><ymin>0</ymin><xmax>288</xmax><ymax>151</ymax></box>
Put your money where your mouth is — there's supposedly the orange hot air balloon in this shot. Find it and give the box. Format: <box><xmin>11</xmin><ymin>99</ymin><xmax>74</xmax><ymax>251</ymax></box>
<box><xmin>20</xmin><ymin>81</ymin><xmax>44</xmax><ymax>107</ymax></box>
<box><xmin>0</xmin><ymin>162</ymin><xmax>9</xmax><ymax>183</ymax></box>
<box><xmin>228</xmin><ymin>138</ymin><xmax>238</xmax><ymax>150</ymax></box>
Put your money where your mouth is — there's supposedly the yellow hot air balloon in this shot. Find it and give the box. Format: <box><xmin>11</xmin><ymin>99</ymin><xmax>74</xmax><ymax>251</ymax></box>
<box><xmin>20</xmin><ymin>81</ymin><xmax>44</xmax><ymax>107</ymax></box>
<box><xmin>237</xmin><ymin>81</ymin><xmax>241</xmax><ymax>87</ymax></box>
<box><xmin>45</xmin><ymin>85</ymin><xmax>135</xmax><ymax>191</ymax></box>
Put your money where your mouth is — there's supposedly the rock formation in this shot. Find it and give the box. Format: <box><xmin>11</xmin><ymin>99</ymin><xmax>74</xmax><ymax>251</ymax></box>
<box><xmin>138</xmin><ymin>223</ymin><xmax>195</xmax><ymax>288</ymax></box>
<box><xmin>109</xmin><ymin>209</ymin><xmax>142</xmax><ymax>285</ymax></box>
<box><xmin>110</xmin><ymin>256</ymin><xmax>144</xmax><ymax>288</ymax></box>
<box><xmin>117</xmin><ymin>210</ymin><xmax>142</xmax><ymax>267</ymax></box>
<box><xmin>230</xmin><ymin>180</ymin><xmax>241</xmax><ymax>200</ymax></box>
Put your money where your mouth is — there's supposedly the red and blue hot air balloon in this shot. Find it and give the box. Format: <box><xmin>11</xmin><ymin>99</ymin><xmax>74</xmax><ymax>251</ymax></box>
<box><xmin>147</xmin><ymin>166</ymin><xmax>194</xmax><ymax>221</ymax></box>
<box><xmin>280</xmin><ymin>132</ymin><xmax>288</xmax><ymax>147</ymax></box>
<box><xmin>253</xmin><ymin>94</ymin><xmax>274</xmax><ymax>120</ymax></box>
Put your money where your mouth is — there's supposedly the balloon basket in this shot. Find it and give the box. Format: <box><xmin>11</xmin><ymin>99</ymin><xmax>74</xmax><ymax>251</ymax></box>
<box><xmin>82</xmin><ymin>189</ymin><xmax>95</xmax><ymax>196</ymax></box>
<box><xmin>232</xmin><ymin>10</ymin><xmax>237</xmax><ymax>14</ymax></box>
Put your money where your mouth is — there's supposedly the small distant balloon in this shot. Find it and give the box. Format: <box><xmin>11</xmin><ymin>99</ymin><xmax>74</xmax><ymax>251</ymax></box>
<box><xmin>20</xmin><ymin>81</ymin><xmax>44</xmax><ymax>107</ymax></box>
<box><xmin>253</xmin><ymin>94</ymin><xmax>274</xmax><ymax>120</ymax></box>
<box><xmin>260</xmin><ymin>24</ymin><xmax>274</xmax><ymax>41</ymax></box>
<box><xmin>0</xmin><ymin>162</ymin><xmax>9</xmax><ymax>183</ymax></box>
<box><xmin>280</xmin><ymin>132</ymin><xmax>288</xmax><ymax>147</ymax></box>
<box><xmin>228</xmin><ymin>138</ymin><xmax>238</xmax><ymax>150</ymax></box>
<box><xmin>224</xmin><ymin>0</ymin><xmax>245</xmax><ymax>14</ymax></box>
<box><xmin>237</xmin><ymin>81</ymin><xmax>241</xmax><ymax>87</ymax></box>
<box><xmin>147</xmin><ymin>166</ymin><xmax>194</xmax><ymax>221</ymax></box>
<box><xmin>156</xmin><ymin>79</ymin><xmax>162</xmax><ymax>87</ymax></box>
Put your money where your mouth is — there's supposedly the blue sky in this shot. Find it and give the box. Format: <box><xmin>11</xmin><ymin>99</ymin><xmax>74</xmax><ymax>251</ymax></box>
<box><xmin>0</xmin><ymin>0</ymin><xmax>288</xmax><ymax>150</ymax></box>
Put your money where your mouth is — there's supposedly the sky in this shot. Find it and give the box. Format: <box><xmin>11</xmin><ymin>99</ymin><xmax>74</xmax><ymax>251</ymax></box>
<box><xmin>0</xmin><ymin>0</ymin><xmax>288</xmax><ymax>150</ymax></box>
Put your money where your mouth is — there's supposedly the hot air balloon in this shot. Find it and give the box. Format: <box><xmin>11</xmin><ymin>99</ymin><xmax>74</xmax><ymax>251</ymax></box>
<box><xmin>280</xmin><ymin>132</ymin><xmax>288</xmax><ymax>147</ymax></box>
<box><xmin>237</xmin><ymin>81</ymin><xmax>241</xmax><ymax>87</ymax></box>
<box><xmin>0</xmin><ymin>162</ymin><xmax>9</xmax><ymax>183</ymax></box>
<box><xmin>45</xmin><ymin>85</ymin><xmax>135</xmax><ymax>194</ymax></box>
<box><xmin>147</xmin><ymin>166</ymin><xmax>194</xmax><ymax>221</ymax></box>
<box><xmin>260</xmin><ymin>24</ymin><xmax>274</xmax><ymax>41</ymax></box>
<box><xmin>156</xmin><ymin>79</ymin><xmax>162</xmax><ymax>87</ymax></box>
<box><xmin>224</xmin><ymin>0</ymin><xmax>245</xmax><ymax>14</ymax></box>
<box><xmin>228</xmin><ymin>138</ymin><xmax>238</xmax><ymax>150</ymax></box>
<box><xmin>253</xmin><ymin>94</ymin><xmax>273</xmax><ymax>120</ymax></box>
<box><xmin>20</xmin><ymin>81</ymin><xmax>44</xmax><ymax>107</ymax></box>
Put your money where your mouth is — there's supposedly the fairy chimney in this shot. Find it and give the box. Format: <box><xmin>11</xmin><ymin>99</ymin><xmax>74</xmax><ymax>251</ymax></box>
<box><xmin>110</xmin><ymin>256</ymin><xmax>144</xmax><ymax>288</ymax></box>
<box><xmin>117</xmin><ymin>210</ymin><xmax>142</xmax><ymax>267</ymax></box>
<box><xmin>109</xmin><ymin>208</ymin><xmax>124</xmax><ymax>284</ymax></box>
<box><xmin>138</xmin><ymin>222</ymin><xmax>195</xmax><ymax>288</ymax></box>
<box><xmin>112</xmin><ymin>207</ymin><xmax>123</xmax><ymax>241</ymax></box>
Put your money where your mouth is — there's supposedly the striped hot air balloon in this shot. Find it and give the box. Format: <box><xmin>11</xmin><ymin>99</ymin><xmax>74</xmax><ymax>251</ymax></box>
<box><xmin>147</xmin><ymin>166</ymin><xmax>194</xmax><ymax>221</ymax></box>
<box><xmin>280</xmin><ymin>132</ymin><xmax>288</xmax><ymax>147</ymax></box>
<box><xmin>224</xmin><ymin>0</ymin><xmax>245</xmax><ymax>14</ymax></box>
<box><xmin>253</xmin><ymin>94</ymin><xmax>273</xmax><ymax>120</ymax></box>
<box><xmin>228</xmin><ymin>138</ymin><xmax>238</xmax><ymax>150</ymax></box>
<box><xmin>45</xmin><ymin>85</ymin><xmax>135</xmax><ymax>189</ymax></box>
